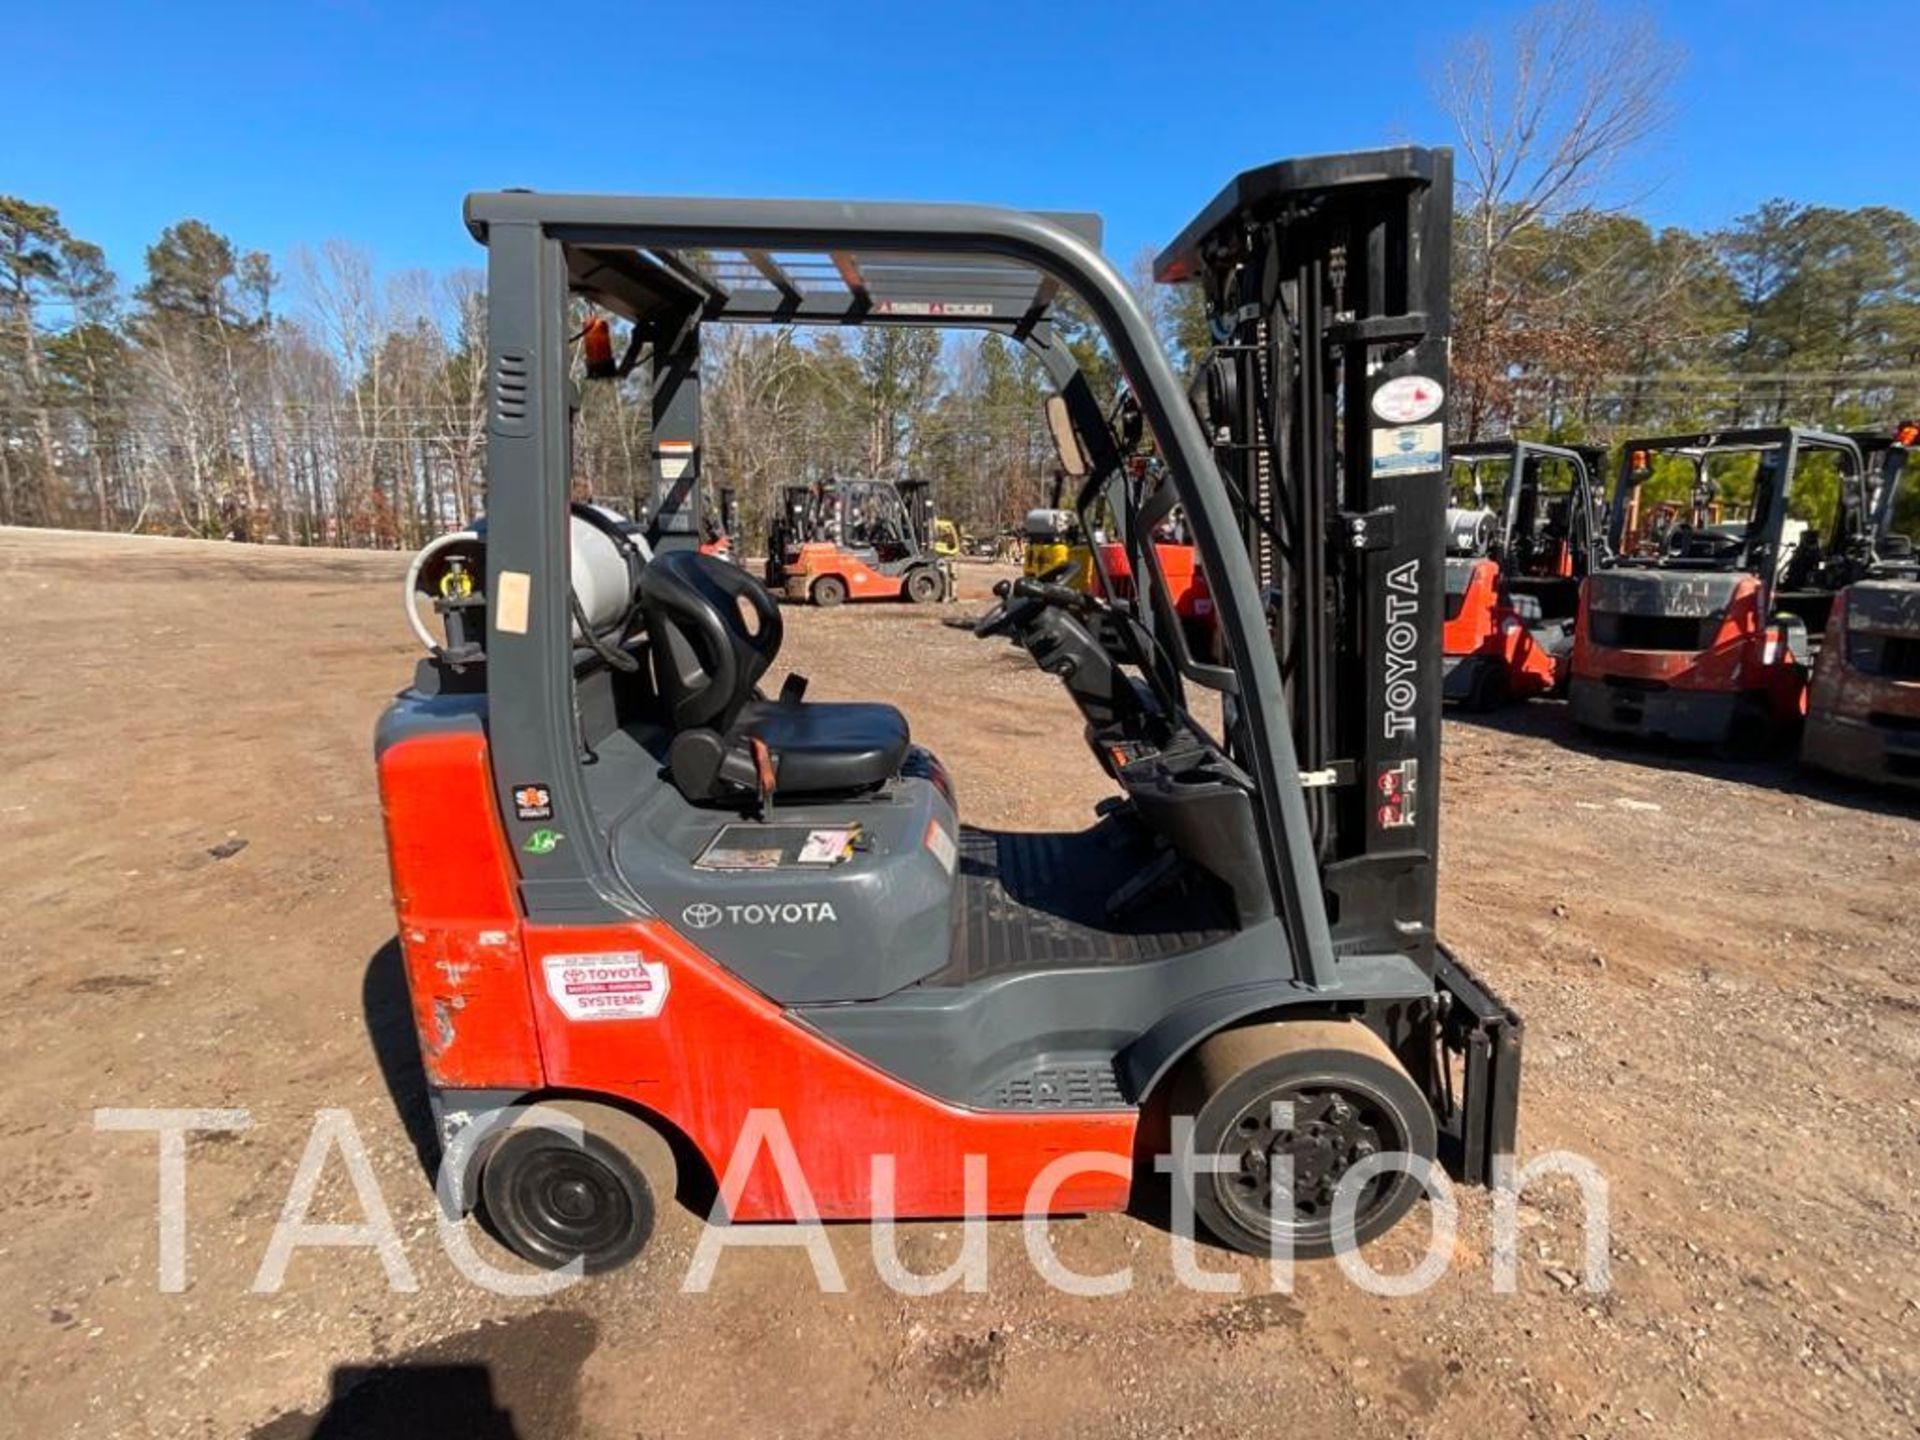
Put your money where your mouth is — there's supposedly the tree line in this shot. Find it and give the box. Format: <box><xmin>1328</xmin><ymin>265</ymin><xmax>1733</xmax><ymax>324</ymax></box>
<box><xmin>2</xmin><ymin>8</ymin><xmax>1913</xmax><ymax>550</ymax></box>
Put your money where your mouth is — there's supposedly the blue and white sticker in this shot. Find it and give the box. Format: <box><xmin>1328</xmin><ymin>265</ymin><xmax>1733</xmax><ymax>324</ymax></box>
<box><xmin>1371</xmin><ymin>423</ymin><xmax>1445</xmax><ymax>476</ymax></box>
<box><xmin>1371</xmin><ymin>375</ymin><xmax>1445</xmax><ymax>424</ymax></box>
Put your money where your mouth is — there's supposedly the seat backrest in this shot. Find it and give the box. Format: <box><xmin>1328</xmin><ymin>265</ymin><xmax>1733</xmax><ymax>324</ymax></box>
<box><xmin>637</xmin><ymin>549</ymin><xmax>784</xmax><ymax>733</ymax></box>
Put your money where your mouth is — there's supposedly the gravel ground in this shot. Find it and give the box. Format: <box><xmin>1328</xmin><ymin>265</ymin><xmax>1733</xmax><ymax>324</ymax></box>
<box><xmin>1</xmin><ymin>525</ymin><xmax>1916</xmax><ymax>1439</ymax></box>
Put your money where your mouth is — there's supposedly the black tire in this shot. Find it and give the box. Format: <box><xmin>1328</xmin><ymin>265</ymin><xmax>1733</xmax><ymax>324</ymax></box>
<box><xmin>904</xmin><ymin>567</ymin><xmax>943</xmax><ymax>604</ymax></box>
<box><xmin>1718</xmin><ymin>696</ymin><xmax>1775</xmax><ymax>763</ymax></box>
<box><xmin>1173</xmin><ymin>1019</ymin><xmax>1436</xmax><ymax>1259</ymax></box>
<box><xmin>478</xmin><ymin>1100</ymin><xmax>674</xmax><ymax>1274</ymax></box>
<box><xmin>810</xmin><ymin>574</ymin><xmax>849</xmax><ymax>607</ymax></box>
<box><xmin>1463</xmin><ymin>662</ymin><xmax>1508</xmax><ymax>713</ymax></box>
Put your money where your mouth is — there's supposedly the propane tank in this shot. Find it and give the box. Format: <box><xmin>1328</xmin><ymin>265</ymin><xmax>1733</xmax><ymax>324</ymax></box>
<box><xmin>1024</xmin><ymin>508</ymin><xmax>1078</xmax><ymax>540</ymax></box>
<box><xmin>404</xmin><ymin>505</ymin><xmax>650</xmax><ymax>655</ymax></box>
<box><xmin>1444</xmin><ymin>506</ymin><xmax>1498</xmax><ymax>558</ymax></box>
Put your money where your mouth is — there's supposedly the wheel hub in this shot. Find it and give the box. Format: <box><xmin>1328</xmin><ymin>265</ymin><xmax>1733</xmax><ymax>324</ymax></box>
<box><xmin>1226</xmin><ymin>1089</ymin><xmax>1387</xmax><ymax>1224</ymax></box>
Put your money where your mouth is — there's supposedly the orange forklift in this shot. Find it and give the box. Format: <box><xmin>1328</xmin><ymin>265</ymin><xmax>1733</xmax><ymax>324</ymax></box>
<box><xmin>765</xmin><ymin>476</ymin><xmax>953</xmax><ymax>605</ymax></box>
<box><xmin>1443</xmin><ymin>439</ymin><xmax>1604</xmax><ymax>709</ymax></box>
<box><xmin>378</xmin><ymin>149</ymin><xmax>1519</xmax><ymax>1273</ymax></box>
<box><xmin>1570</xmin><ymin>427</ymin><xmax>1881</xmax><ymax>756</ymax></box>
<box><xmin>1803</xmin><ymin>423</ymin><xmax>1920</xmax><ymax>787</ymax></box>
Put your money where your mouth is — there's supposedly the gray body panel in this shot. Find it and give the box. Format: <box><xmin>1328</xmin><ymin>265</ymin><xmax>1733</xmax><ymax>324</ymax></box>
<box><xmin>608</xmin><ymin>765</ymin><xmax>958</xmax><ymax>1005</ymax></box>
<box><xmin>1845</xmin><ymin>578</ymin><xmax>1920</xmax><ymax>632</ymax></box>
<box><xmin>1568</xmin><ymin>675</ymin><xmax>1744</xmax><ymax>743</ymax></box>
<box><xmin>1587</xmin><ymin>568</ymin><xmax>1742</xmax><ymax>619</ymax></box>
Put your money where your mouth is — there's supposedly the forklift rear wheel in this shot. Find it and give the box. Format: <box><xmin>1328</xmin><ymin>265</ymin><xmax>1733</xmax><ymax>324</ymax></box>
<box><xmin>479</xmin><ymin>1100</ymin><xmax>676</xmax><ymax>1274</ymax></box>
<box><xmin>904</xmin><ymin>567</ymin><xmax>943</xmax><ymax>604</ymax></box>
<box><xmin>1463</xmin><ymin>663</ymin><xmax>1508</xmax><ymax>713</ymax></box>
<box><xmin>1718</xmin><ymin>698</ymin><xmax>1775</xmax><ymax>762</ymax></box>
<box><xmin>811</xmin><ymin>575</ymin><xmax>849</xmax><ymax>607</ymax></box>
<box><xmin>1178</xmin><ymin>1019</ymin><xmax>1436</xmax><ymax>1259</ymax></box>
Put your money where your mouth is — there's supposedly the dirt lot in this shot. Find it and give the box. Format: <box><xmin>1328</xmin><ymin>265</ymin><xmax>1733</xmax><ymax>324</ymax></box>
<box><xmin>2</xmin><ymin>525</ymin><xmax>1918</xmax><ymax>1439</ymax></box>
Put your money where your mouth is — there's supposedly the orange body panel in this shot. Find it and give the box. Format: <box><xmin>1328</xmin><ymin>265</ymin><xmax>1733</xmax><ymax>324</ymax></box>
<box><xmin>378</xmin><ymin>733</ymin><xmax>546</xmax><ymax>1091</ymax></box>
<box><xmin>524</xmin><ymin>920</ymin><xmax>1136</xmax><ymax>1220</ymax></box>
<box><xmin>1571</xmin><ymin>575</ymin><xmax>1807</xmax><ymax>722</ymax></box>
<box><xmin>788</xmin><ymin>542</ymin><xmax>904</xmax><ymax>602</ymax></box>
<box><xmin>1806</xmin><ymin>591</ymin><xmax>1920</xmax><ymax>757</ymax></box>
<box><xmin>1093</xmin><ymin>541</ymin><xmax>1212</xmax><ymax>622</ymax></box>
<box><xmin>377</xmin><ymin>732</ymin><xmax>1138</xmax><ymax>1222</ymax></box>
<box><xmin>1443</xmin><ymin>560</ymin><xmax>1560</xmax><ymax>699</ymax></box>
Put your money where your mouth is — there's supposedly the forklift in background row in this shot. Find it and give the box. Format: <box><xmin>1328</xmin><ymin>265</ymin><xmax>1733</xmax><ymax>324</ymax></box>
<box><xmin>764</xmin><ymin>476</ymin><xmax>955</xmax><ymax>605</ymax></box>
<box><xmin>1803</xmin><ymin>423</ymin><xmax>1920</xmax><ymax>788</ymax></box>
<box><xmin>378</xmin><ymin>146</ymin><xmax>1519</xmax><ymax>1272</ymax></box>
<box><xmin>1571</xmin><ymin>427</ymin><xmax>1883</xmax><ymax>757</ymax></box>
<box><xmin>1443</xmin><ymin>439</ymin><xmax>1605</xmax><ymax>709</ymax></box>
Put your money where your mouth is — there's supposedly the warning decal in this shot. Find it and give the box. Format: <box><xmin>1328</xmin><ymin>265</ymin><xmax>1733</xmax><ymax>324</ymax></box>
<box><xmin>542</xmin><ymin>953</ymin><xmax>670</xmax><ymax>1021</ymax></box>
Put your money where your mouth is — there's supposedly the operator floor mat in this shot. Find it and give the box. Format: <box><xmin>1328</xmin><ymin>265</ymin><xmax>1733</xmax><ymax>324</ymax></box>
<box><xmin>930</xmin><ymin>823</ymin><xmax>1235</xmax><ymax>984</ymax></box>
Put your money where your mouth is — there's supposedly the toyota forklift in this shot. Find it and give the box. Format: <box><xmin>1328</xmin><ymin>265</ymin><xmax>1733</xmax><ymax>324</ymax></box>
<box><xmin>764</xmin><ymin>475</ymin><xmax>953</xmax><ymax>605</ymax></box>
<box><xmin>1443</xmin><ymin>439</ymin><xmax>1605</xmax><ymax>709</ymax></box>
<box><xmin>377</xmin><ymin>146</ymin><xmax>1520</xmax><ymax>1272</ymax></box>
<box><xmin>1569</xmin><ymin>427</ymin><xmax>1881</xmax><ymax>756</ymax></box>
<box><xmin>1803</xmin><ymin>423</ymin><xmax>1920</xmax><ymax>788</ymax></box>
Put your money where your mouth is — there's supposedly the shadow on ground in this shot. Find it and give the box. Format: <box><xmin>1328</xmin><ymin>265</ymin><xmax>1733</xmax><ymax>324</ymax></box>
<box><xmin>1445</xmin><ymin>699</ymin><xmax>1920</xmax><ymax>820</ymax></box>
<box><xmin>362</xmin><ymin>938</ymin><xmax>439</xmax><ymax>1184</ymax></box>
<box><xmin>247</xmin><ymin>1313</ymin><xmax>598</xmax><ymax>1440</ymax></box>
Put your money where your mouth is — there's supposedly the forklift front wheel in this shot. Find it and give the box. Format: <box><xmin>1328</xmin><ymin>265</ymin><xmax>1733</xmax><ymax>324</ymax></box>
<box><xmin>478</xmin><ymin>1100</ymin><xmax>676</xmax><ymax>1274</ymax></box>
<box><xmin>1176</xmin><ymin>1020</ymin><xmax>1436</xmax><ymax>1259</ymax></box>
<box><xmin>810</xmin><ymin>575</ymin><xmax>849</xmax><ymax>607</ymax></box>
<box><xmin>904</xmin><ymin>567</ymin><xmax>943</xmax><ymax>604</ymax></box>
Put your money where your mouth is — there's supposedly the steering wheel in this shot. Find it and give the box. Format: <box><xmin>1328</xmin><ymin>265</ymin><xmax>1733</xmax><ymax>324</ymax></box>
<box><xmin>973</xmin><ymin>569</ymin><xmax>1098</xmax><ymax>639</ymax></box>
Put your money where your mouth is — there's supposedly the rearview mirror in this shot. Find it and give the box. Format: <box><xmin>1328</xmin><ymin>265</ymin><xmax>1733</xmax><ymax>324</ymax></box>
<box><xmin>1045</xmin><ymin>394</ymin><xmax>1090</xmax><ymax>479</ymax></box>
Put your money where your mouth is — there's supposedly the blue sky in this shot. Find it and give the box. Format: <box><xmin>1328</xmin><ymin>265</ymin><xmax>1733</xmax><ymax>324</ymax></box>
<box><xmin>7</xmin><ymin>1</ymin><xmax>1917</xmax><ymax>292</ymax></box>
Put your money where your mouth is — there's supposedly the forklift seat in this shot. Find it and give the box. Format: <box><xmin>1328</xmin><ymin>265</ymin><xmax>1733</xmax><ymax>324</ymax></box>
<box><xmin>637</xmin><ymin>548</ymin><xmax>910</xmax><ymax>802</ymax></box>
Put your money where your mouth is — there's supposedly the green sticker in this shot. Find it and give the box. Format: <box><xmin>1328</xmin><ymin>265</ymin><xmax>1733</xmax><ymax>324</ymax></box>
<box><xmin>523</xmin><ymin>828</ymin><xmax>562</xmax><ymax>856</ymax></box>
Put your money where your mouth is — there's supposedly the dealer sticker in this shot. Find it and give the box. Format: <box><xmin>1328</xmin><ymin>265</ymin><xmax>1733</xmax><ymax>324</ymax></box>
<box><xmin>1371</xmin><ymin>375</ymin><xmax>1445</xmax><ymax>424</ymax></box>
<box><xmin>543</xmin><ymin>953</ymin><xmax>670</xmax><ymax>1021</ymax></box>
<box><xmin>1371</xmin><ymin>423</ymin><xmax>1445</xmax><ymax>476</ymax></box>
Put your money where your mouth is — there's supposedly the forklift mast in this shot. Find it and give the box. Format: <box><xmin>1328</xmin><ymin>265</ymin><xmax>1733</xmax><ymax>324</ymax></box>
<box><xmin>1157</xmin><ymin>148</ymin><xmax>1454</xmax><ymax>965</ymax></box>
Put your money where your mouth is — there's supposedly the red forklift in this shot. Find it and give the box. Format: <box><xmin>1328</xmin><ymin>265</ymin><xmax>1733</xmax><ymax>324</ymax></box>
<box><xmin>378</xmin><ymin>148</ymin><xmax>1518</xmax><ymax>1271</ymax></box>
<box><xmin>1570</xmin><ymin>427</ymin><xmax>1881</xmax><ymax>757</ymax></box>
<box><xmin>1803</xmin><ymin>423</ymin><xmax>1920</xmax><ymax>787</ymax></box>
<box><xmin>1443</xmin><ymin>439</ymin><xmax>1605</xmax><ymax>709</ymax></box>
<box><xmin>764</xmin><ymin>476</ymin><xmax>953</xmax><ymax>605</ymax></box>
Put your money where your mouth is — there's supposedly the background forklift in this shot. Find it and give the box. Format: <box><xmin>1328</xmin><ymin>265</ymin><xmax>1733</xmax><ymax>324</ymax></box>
<box><xmin>1443</xmin><ymin>439</ymin><xmax>1605</xmax><ymax>709</ymax></box>
<box><xmin>1803</xmin><ymin>423</ymin><xmax>1920</xmax><ymax>787</ymax></box>
<box><xmin>378</xmin><ymin>146</ymin><xmax>1519</xmax><ymax>1272</ymax></box>
<box><xmin>1570</xmin><ymin>427</ymin><xmax>1881</xmax><ymax>757</ymax></box>
<box><xmin>764</xmin><ymin>475</ymin><xmax>954</xmax><ymax>604</ymax></box>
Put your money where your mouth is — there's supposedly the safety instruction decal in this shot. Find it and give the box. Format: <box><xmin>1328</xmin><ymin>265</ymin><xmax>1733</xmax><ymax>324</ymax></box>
<box><xmin>1371</xmin><ymin>423</ymin><xmax>1445</xmax><ymax>476</ymax></box>
<box><xmin>543</xmin><ymin>953</ymin><xmax>670</xmax><ymax>1021</ymax></box>
<box><xmin>1376</xmin><ymin>760</ymin><xmax>1419</xmax><ymax>830</ymax></box>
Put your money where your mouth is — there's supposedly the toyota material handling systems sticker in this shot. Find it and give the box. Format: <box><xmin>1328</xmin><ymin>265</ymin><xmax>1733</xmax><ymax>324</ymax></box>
<box><xmin>1371</xmin><ymin>375</ymin><xmax>1445</xmax><ymax>424</ymax></box>
<box><xmin>543</xmin><ymin>953</ymin><xmax>670</xmax><ymax>1021</ymax></box>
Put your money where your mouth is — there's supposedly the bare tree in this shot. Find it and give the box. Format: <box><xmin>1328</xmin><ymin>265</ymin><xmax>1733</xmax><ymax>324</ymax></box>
<box><xmin>1435</xmin><ymin>0</ymin><xmax>1682</xmax><ymax>436</ymax></box>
